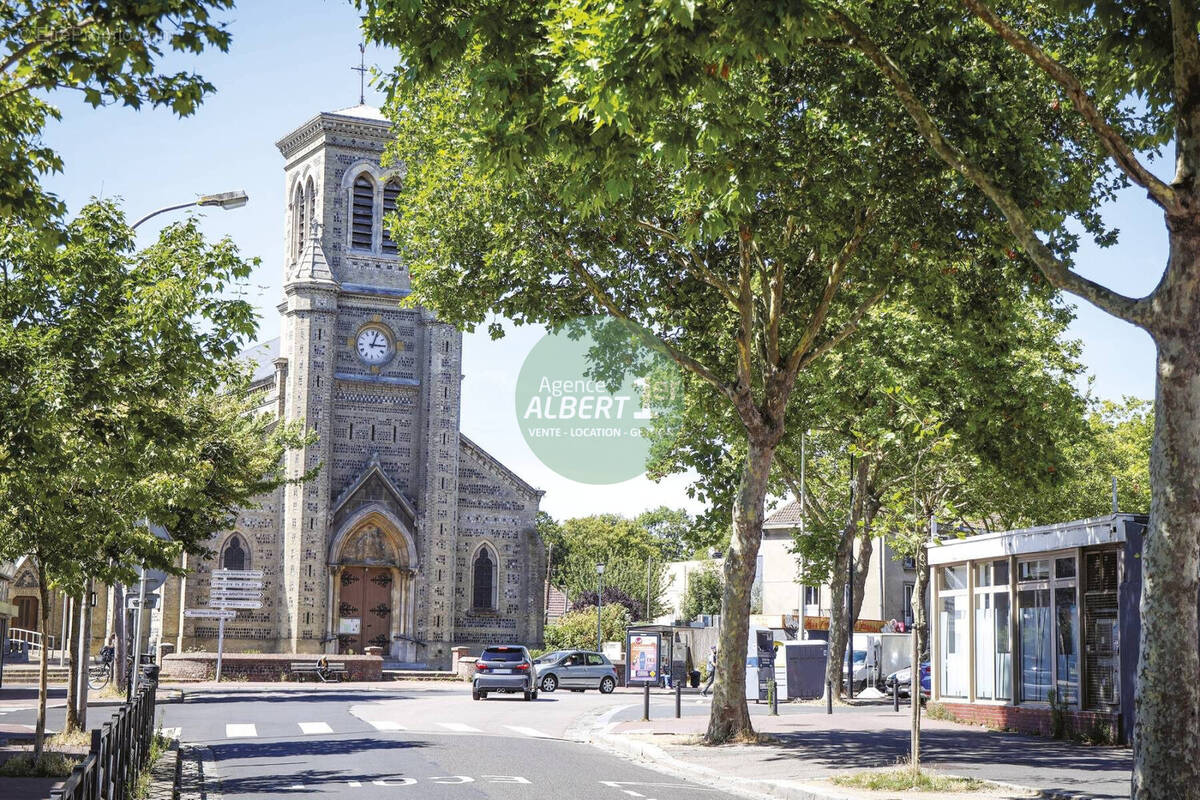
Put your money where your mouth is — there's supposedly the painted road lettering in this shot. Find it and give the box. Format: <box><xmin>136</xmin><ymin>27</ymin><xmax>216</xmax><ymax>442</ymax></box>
<box><xmin>339</xmin><ymin>775</ymin><xmax>529</xmax><ymax>787</ymax></box>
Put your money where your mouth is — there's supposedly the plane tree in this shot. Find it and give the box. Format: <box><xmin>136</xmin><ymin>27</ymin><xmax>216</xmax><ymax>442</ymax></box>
<box><xmin>0</xmin><ymin>201</ymin><xmax>312</xmax><ymax>758</ymax></box>
<box><xmin>361</xmin><ymin>3</ymin><xmax>1029</xmax><ymax>740</ymax></box>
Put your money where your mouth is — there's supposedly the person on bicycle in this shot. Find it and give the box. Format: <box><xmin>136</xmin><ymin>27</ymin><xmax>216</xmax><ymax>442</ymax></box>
<box><xmin>99</xmin><ymin>634</ymin><xmax>116</xmax><ymax>665</ymax></box>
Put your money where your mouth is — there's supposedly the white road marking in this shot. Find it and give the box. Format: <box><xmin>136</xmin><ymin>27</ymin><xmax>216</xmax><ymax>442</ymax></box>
<box><xmin>437</xmin><ymin>722</ymin><xmax>482</xmax><ymax>733</ymax></box>
<box><xmin>298</xmin><ymin>721</ymin><xmax>333</xmax><ymax>735</ymax></box>
<box><xmin>289</xmin><ymin>785</ymin><xmax>305</xmax><ymax>790</ymax></box>
<box><xmin>503</xmin><ymin>725</ymin><xmax>550</xmax><ymax>738</ymax></box>
<box><xmin>225</xmin><ymin>724</ymin><xmax>257</xmax><ymax>738</ymax></box>
<box><xmin>367</xmin><ymin>720</ymin><xmax>406</xmax><ymax>731</ymax></box>
<box><xmin>621</xmin><ymin>791</ymin><xmax>645</xmax><ymax>797</ymax></box>
<box><xmin>373</xmin><ymin>778</ymin><xmax>417</xmax><ymax>786</ymax></box>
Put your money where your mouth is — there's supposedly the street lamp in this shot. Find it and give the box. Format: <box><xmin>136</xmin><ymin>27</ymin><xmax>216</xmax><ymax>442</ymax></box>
<box><xmin>132</xmin><ymin>190</ymin><xmax>249</xmax><ymax>230</ymax></box>
<box><xmin>596</xmin><ymin>563</ymin><xmax>606</xmax><ymax>652</ymax></box>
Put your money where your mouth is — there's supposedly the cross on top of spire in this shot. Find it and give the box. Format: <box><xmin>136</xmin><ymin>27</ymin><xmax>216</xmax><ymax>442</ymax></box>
<box><xmin>352</xmin><ymin>43</ymin><xmax>367</xmax><ymax>105</ymax></box>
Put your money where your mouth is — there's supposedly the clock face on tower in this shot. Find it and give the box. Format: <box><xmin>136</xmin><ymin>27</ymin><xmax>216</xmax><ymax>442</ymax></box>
<box><xmin>355</xmin><ymin>325</ymin><xmax>394</xmax><ymax>365</ymax></box>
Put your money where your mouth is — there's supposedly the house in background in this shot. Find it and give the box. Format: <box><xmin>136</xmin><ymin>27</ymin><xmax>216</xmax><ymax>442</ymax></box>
<box><xmin>761</xmin><ymin>500</ymin><xmax>916</xmax><ymax>638</ymax></box>
<box><xmin>927</xmin><ymin>513</ymin><xmax>1146</xmax><ymax>742</ymax></box>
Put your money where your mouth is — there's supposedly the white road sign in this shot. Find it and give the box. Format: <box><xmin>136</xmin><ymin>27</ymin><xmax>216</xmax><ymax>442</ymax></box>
<box><xmin>210</xmin><ymin>593</ymin><xmax>263</xmax><ymax>603</ymax></box>
<box><xmin>184</xmin><ymin>609</ymin><xmax>237</xmax><ymax>620</ymax></box>
<box><xmin>213</xmin><ymin>569</ymin><xmax>264</xmax><ymax>579</ymax></box>
<box><xmin>209</xmin><ymin>579</ymin><xmax>264</xmax><ymax>589</ymax></box>
<box><xmin>211</xmin><ymin>600</ymin><xmax>262</xmax><ymax>609</ymax></box>
<box><xmin>209</xmin><ymin>588</ymin><xmax>263</xmax><ymax>596</ymax></box>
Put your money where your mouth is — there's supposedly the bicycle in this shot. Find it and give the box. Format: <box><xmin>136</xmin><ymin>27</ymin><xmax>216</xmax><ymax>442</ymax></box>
<box><xmin>87</xmin><ymin>650</ymin><xmax>114</xmax><ymax>690</ymax></box>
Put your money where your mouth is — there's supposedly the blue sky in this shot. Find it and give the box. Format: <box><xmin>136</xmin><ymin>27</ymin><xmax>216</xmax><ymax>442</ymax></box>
<box><xmin>41</xmin><ymin>0</ymin><xmax>1162</xmax><ymax>520</ymax></box>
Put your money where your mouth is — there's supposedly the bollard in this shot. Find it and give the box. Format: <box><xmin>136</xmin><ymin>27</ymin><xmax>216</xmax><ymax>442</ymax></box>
<box><xmin>893</xmin><ymin>680</ymin><xmax>899</xmax><ymax>712</ymax></box>
<box><xmin>643</xmin><ymin>682</ymin><xmax>651</xmax><ymax>722</ymax></box>
<box><xmin>675</xmin><ymin>679</ymin><xmax>682</xmax><ymax>718</ymax></box>
<box><xmin>826</xmin><ymin>680</ymin><xmax>833</xmax><ymax>715</ymax></box>
<box><xmin>768</xmin><ymin>678</ymin><xmax>778</xmax><ymax>716</ymax></box>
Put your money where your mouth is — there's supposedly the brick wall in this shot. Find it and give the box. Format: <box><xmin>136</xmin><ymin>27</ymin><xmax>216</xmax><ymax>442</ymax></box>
<box><xmin>940</xmin><ymin>701</ymin><xmax>1121</xmax><ymax>742</ymax></box>
<box><xmin>162</xmin><ymin>652</ymin><xmax>382</xmax><ymax>682</ymax></box>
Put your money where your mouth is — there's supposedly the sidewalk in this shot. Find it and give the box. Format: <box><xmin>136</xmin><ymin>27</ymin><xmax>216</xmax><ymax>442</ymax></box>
<box><xmin>592</xmin><ymin>702</ymin><xmax>1131</xmax><ymax>800</ymax></box>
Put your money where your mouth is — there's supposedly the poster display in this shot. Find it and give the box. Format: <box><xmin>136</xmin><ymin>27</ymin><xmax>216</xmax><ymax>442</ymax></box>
<box><xmin>626</xmin><ymin>631</ymin><xmax>661</xmax><ymax>685</ymax></box>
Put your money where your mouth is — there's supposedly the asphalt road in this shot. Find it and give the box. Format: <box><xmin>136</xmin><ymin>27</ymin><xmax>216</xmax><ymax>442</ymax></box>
<box><xmin>4</xmin><ymin>684</ymin><xmax>743</xmax><ymax>800</ymax></box>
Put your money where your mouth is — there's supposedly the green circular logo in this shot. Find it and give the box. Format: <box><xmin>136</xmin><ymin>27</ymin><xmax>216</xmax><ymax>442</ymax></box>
<box><xmin>515</xmin><ymin>318</ymin><xmax>679</xmax><ymax>484</ymax></box>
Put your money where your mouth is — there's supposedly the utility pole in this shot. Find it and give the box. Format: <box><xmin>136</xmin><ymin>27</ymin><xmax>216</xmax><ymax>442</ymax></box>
<box><xmin>646</xmin><ymin>554</ymin><xmax>652</xmax><ymax>621</ymax></box>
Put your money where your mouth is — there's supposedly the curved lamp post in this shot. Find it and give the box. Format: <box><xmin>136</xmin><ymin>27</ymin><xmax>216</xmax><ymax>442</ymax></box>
<box><xmin>132</xmin><ymin>190</ymin><xmax>249</xmax><ymax>230</ymax></box>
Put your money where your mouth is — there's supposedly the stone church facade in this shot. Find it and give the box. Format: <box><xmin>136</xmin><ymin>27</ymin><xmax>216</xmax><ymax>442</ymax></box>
<box><xmin>169</xmin><ymin>104</ymin><xmax>546</xmax><ymax>669</ymax></box>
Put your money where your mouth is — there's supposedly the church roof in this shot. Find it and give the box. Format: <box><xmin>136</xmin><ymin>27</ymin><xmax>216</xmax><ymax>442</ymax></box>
<box><xmin>328</xmin><ymin>103</ymin><xmax>388</xmax><ymax>122</ymax></box>
<box><xmin>291</xmin><ymin>228</ymin><xmax>337</xmax><ymax>285</ymax></box>
<box><xmin>459</xmin><ymin>433</ymin><xmax>544</xmax><ymax>499</ymax></box>
<box><xmin>240</xmin><ymin>338</ymin><xmax>280</xmax><ymax>384</ymax></box>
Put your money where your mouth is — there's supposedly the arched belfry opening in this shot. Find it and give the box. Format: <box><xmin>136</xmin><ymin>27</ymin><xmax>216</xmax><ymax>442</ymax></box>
<box><xmin>326</xmin><ymin>509</ymin><xmax>417</xmax><ymax>660</ymax></box>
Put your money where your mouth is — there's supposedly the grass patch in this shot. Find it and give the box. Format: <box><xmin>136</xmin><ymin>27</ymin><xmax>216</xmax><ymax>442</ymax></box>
<box><xmin>0</xmin><ymin>752</ymin><xmax>83</xmax><ymax>778</ymax></box>
<box><xmin>924</xmin><ymin>701</ymin><xmax>955</xmax><ymax>721</ymax></box>
<box><xmin>129</xmin><ymin>728</ymin><xmax>173</xmax><ymax>800</ymax></box>
<box><xmin>48</xmin><ymin>728</ymin><xmax>92</xmax><ymax>748</ymax></box>
<box><xmin>832</xmin><ymin>767</ymin><xmax>987</xmax><ymax>793</ymax></box>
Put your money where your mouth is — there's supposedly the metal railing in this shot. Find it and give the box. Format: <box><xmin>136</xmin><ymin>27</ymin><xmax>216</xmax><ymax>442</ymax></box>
<box><xmin>7</xmin><ymin>627</ymin><xmax>55</xmax><ymax>653</ymax></box>
<box><xmin>48</xmin><ymin>681</ymin><xmax>158</xmax><ymax>800</ymax></box>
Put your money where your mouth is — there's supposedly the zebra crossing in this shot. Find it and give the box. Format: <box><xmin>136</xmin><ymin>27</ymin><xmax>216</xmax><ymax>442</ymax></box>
<box><xmin>218</xmin><ymin>720</ymin><xmax>554</xmax><ymax>740</ymax></box>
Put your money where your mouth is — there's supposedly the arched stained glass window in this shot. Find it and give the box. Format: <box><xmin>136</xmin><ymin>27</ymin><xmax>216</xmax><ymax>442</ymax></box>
<box><xmin>222</xmin><ymin>536</ymin><xmax>246</xmax><ymax>572</ymax></box>
<box><xmin>472</xmin><ymin>548</ymin><xmax>495</xmax><ymax>611</ymax></box>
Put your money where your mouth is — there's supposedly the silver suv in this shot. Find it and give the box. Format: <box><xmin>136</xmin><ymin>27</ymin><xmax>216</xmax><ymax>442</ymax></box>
<box><xmin>472</xmin><ymin>645</ymin><xmax>538</xmax><ymax>701</ymax></box>
<box><xmin>534</xmin><ymin>650</ymin><xmax>618</xmax><ymax>694</ymax></box>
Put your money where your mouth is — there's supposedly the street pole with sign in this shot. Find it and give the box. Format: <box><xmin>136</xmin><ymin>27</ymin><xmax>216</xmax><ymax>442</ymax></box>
<box><xmin>596</xmin><ymin>564</ymin><xmax>605</xmax><ymax>652</ymax></box>
<box><xmin>206</xmin><ymin>569</ymin><xmax>264</xmax><ymax>682</ymax></box>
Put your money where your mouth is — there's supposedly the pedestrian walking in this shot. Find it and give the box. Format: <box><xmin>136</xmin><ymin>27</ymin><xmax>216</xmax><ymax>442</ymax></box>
<box><xmin>701</xmin><ymin>646</ymin><xmax>717</xmax><ymax>696</ymax></box>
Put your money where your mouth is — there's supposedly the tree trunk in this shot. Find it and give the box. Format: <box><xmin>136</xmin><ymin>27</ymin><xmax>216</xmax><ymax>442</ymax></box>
<box><xmin>1133</xmin><ymin>318</ymin><xmax>1200</xmax><ymax>799</ymax></box>
<box><xmin>64</xmin><ymin>595</ymin><xmax>79</xmax><ymax>732</ymax></box>
<box><xmin>77</xmin><ymin>580</ymin><xmax>93</xmax><ymax>730</ymax></box>
<box><xmin>910</xmin><ymin>530</ymin><xmax>929</xmax><ymax>770</ymax></box>
<box><xmin>114</xmin><ymin>584</ymin><xmax>127</xmax><ymax>691</ymax></box>
<box><xmin>706</xmin><ymin>438</ymin><xmax>775</xmax><ymax>743</ymax></box>
<box><xmin>33</xmin><ymin>563</ymin><xmax>50</xmax><ymax>761</ymax></box>
<box><xmin>825</xmin><ymin>459</ymin><xmax>874</xmax><ymax>698</ymax></box>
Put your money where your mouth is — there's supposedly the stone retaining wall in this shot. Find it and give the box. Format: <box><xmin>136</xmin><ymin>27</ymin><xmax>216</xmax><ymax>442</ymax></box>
<box><xmin>161</xmin><ymin>652</ymin><xmax>382</xmax><ymax>682</ymax></box>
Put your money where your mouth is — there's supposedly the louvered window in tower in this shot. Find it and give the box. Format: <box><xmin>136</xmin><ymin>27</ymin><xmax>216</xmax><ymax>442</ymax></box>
<box><xmin>293</xmin><ymin>183</ymin><xmax>306</xmax><ymax>258</ymax></box>
<box><xmin>305</xmin><ymin>176</ymin><xmax>316</xmax><ymax>239</ymax></box>
<box><xmin>351</xmin><ymin>174</ymin><xmax>374</xmax><ymax>249</ymax></box>
<box><xmin>381</xmin><ymin>180</ymin><xmax>400</xmax><ymax>255</ymax></box>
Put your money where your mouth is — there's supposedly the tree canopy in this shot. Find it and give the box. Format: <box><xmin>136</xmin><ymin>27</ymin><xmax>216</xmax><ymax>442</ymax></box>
<box><xmin>0</xmin><ymin>1</ymin><xmax>235</xmax><ymax>227</ymax></box>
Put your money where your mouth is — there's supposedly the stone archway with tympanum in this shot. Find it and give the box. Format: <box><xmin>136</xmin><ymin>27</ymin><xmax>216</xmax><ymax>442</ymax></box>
<box><xmin>327</xmin><ymin>508</ymin><xmax>417</xmax><ymax>660</ymax></box>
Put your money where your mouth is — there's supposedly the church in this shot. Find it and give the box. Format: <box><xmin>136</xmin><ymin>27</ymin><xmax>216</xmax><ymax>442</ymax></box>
<box><xmin>170</xmin><ymin>103</ymin><xmax>547</xmax><ymax>668</ymax></box>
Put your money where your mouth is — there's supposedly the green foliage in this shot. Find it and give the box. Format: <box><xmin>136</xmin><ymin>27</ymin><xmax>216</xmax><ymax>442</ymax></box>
<box><xmin>0</xmin><ymin>2</ymin><xmax>235</xmax><ymax>226</ymax></box>
<box><xmin>544</xmin><ymin>604</ymin><xmax>631</xmax><ymax>651</ymax></box>
<box><xmin>540</xmin><ymin>510</ymin><xmax>698</xmax><ymax>618</ymax></box>
<box><xmin>0</xmin><ymin>200</ymin><xmax>314</xmax><ymax>592</ymax></box>
<box><xmin>681</xmin><ymin>563</ymin><xmax>723</xmax><ymax>622</ymax></box>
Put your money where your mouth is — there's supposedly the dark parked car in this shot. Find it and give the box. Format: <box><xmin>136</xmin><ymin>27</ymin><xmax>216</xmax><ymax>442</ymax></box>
<box><xmin>533</xmin><ymin>650</ymin><xmax>618</xmax><ymax>694</ymax></box>
<box><xmin>473</xmin><ymin>645</ymin><xmax>537</xmax><ymax>701</ymax></box>
<box><xmin>884</xmin><ymin>662</ymin><xmax>931</xmax><ymax>698</ymax></box>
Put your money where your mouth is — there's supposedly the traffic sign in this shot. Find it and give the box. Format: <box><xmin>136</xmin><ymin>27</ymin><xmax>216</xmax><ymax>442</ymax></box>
<box><xmin>210</xmin><ymin>590</ymin><xmax>263</xmax><ymax>600</ymax></box>
<box><xmin>209</xmin><ymin>580</ymin><xmax>263</xmax><ymax>590</ymax></box>
<box><xmin>126</xmin><ymin>594</ymin><xmax>160</xmax><ymax>610</ymax></box>
<box><xmin>210</xmin><ymin>600</ymin><xmax>262</xmax><ymax>609</ymax></box>
<box><xmin>184</xmin><ymin>609</ymin><xmax>237</xmax><ymax>620</ymax></box>
<box><xmin>213</xmin><ymin>569</ymin><xmax>264</xmax><ymax>579</ymax></box>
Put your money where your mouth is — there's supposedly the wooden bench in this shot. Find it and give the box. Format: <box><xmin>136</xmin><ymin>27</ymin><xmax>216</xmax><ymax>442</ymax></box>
<box><xmin>290</xmin><ymin>661</ymin><xmax>348</xmax><ymax>683</ymax></box>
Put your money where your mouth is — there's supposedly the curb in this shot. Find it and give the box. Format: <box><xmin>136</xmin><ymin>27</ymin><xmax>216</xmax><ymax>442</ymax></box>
<box><xmin>586</xmin><ymin>728</ymin><xmax>857</xmax><ymax>800</ymax></box>
<box><xmin>179</xmin><ymin>744</ymin><xmax>222</xmax><ymax>800</ymax></box>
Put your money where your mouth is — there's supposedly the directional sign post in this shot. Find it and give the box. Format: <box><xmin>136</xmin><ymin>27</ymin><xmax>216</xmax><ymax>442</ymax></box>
<box><xmin>180</xmin><ymin>569</ymin><xmax>268</xmax><ymax>681</ymax></box>
<box><xmin>183</xmin><ymin>609</ymin><xmax>237</xmax><ymax>621</ymax></box>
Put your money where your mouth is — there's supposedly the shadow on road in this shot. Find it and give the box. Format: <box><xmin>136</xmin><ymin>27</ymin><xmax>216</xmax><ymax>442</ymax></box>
<box><xmin>213</xmin><ymin>736</ymin><xmax>432</xmax><ymax>763</ymax></box>
<box><xmin>183</xmin><ymin>690</ymin><xmax>404</xmax><ymax>705</ymax></box>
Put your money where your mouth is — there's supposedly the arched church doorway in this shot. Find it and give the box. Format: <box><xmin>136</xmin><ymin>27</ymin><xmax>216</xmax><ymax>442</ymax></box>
<box><xmin>328</xmin><ymin>510</ymin><xmax>416</xmax><ymax>659</ymax></box>
<box><xmin>338</xmin><ymin>567</ymin><xmax>393</xmax><ymax>653</ymax></box>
